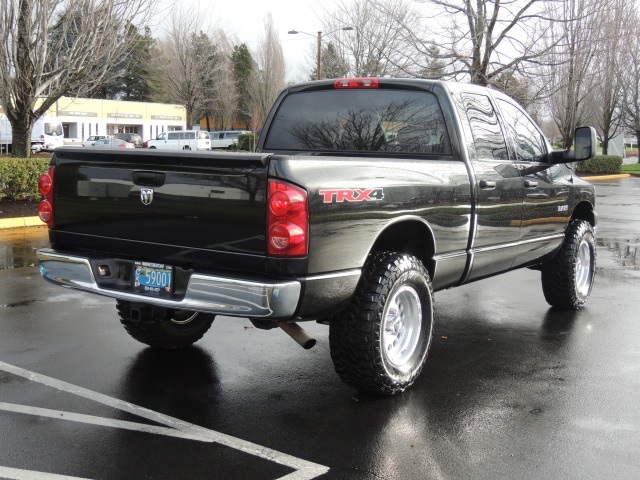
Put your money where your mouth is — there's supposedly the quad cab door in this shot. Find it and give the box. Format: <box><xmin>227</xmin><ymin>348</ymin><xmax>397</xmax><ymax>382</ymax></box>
<box><xmin>459</xmin><ymin>91</ymin><xmax>523</xmax><ymax>281</ymax></box>
<box><xmin>495</xmin><ymin>97</ymin><xmax>571</xmax><ymax>266</ymax></box>
<box><xmin>458</xmin><ymin>90</ymin><xmax>569</xmax><ymax>282</ymax></box>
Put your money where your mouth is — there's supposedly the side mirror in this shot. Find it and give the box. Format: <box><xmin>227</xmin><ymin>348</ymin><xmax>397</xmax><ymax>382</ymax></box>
<box><xmin>550</xmin><ymin>126</ymin><xmax>597</xmax><ymax>164</ymax></box>
<box><xmin>573</xmin><ymin>126</ymin><xmax>597</xmax><ymax>161</ymax></box>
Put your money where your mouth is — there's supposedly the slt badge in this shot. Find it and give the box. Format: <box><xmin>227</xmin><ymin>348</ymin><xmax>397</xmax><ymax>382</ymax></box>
<box><xmin>140</xmin><ymin>188</ymin><xmax>154</xmax><ymax>205</ymax></box>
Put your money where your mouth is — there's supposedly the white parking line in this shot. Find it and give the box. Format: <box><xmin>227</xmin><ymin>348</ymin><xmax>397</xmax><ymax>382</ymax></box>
<box><xmin>0</xmin><ymin>361</ymin><xmax>329</xmax><ymax>480</ymax></box>
<box><xmin>0</xmin><ymin>466</ymin><xmax>92</xmax><ymax>480</ymax></box>
<box><xmin>0</xmin><ymin>402</ymin><xmax>213</xmax><ymax>442</ymax></box>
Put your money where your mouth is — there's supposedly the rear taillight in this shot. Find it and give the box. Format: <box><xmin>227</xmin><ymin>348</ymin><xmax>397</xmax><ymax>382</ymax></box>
<box><xmin>267</xmin><ymin>180</ymin><xmax>308</xmax><ymax>257</ymax></box>
<box><xmin>334</xmin><ymin>77</ymin><xmax>379</xmax><ymax>89</ymax></box>
<box><xmin>38</xmin><ymin>166</ymin><xmax>55</xmax><ymax>228</ymax></box>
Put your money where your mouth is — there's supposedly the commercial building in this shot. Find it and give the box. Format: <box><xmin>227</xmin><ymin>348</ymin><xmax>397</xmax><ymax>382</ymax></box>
<box><xmin>50</xmin><ymin>97</ymin><xmax>186</xmax><ymax>142</ymax></box>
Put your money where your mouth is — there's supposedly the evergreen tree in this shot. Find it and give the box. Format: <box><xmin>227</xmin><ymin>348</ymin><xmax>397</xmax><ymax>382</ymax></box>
<box><xmin>232</xmin><ymin>44</ymin><xmax>255</xmax><ymax>129</ymax></box>
<box><xmin>316</xmin><ymin>42</ymin><xmax>349</xmax><ymax>80</ymax></box>
<box><xmin>419</xmin><ymin>45</ymin><xmax>446</xmax><ymax>80</ymax></box>
<box><xmin>121</xmin><ymin>25</ymin><xmax>157</xmax><ymax>101</ymax></box>
<box><xmin>191</xmin><ymin>31</ymin><xmax>220</xmax><ymax>128</ymax></box>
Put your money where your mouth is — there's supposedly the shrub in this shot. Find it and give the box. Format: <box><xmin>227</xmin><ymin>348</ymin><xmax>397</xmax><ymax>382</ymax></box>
<box><xmin>574</xmin><ymin>155</ymin><xmax>622</xmax><ymax>175</ymax></box>
<box><xmin>0</xmin><ymin>158</ymin><xmax>50</xmax><ymax>200</ymax></box>
<box><xmin>236</xmin><ymin>132</ymin><xmax>259</xmax><ymax>152</ymax></box>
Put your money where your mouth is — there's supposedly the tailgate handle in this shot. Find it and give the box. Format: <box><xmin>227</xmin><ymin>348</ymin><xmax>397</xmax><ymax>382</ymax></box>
<box><xmin>133</xmin><ymin>171</ymin><xmax>165</xmax><ymax>187</ymax></box>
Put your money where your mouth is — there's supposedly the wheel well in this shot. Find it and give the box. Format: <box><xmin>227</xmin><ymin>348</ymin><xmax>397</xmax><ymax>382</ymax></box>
<box><xmin>368</xmin><ymin>220</ymin><xmax>435</xmax><ymax>278</ymax></box>
<box><xmin>571</xmin><ymin>201</ymin><xmax>595</xmax><ymax>227</ymax></box>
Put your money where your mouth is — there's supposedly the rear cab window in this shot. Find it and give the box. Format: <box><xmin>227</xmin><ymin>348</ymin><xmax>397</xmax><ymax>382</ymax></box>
<box><xmin>264</xmin><ymin>89</ymin><xmax>451</xmax><ymax>155</ymax></box>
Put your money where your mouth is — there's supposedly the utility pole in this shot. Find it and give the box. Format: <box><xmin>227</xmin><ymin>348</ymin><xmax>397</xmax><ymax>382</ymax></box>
<box><xmin>317</xmin><ymin>31</ymin><xmax>322</xmax><ymax>80</ymax></box>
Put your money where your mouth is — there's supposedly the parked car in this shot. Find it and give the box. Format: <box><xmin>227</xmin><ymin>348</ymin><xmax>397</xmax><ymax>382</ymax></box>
<box><xmin>147</xmin><ymin>130</ymin><xmax>210</xmax><ymax>150</ymax></box>
<box><xmin>114</xmin><ymin>133</ymin><xmax>143</xmax><ymax>148</ymax></box>
<box><xmin>83</xmin><ymin>135</ymin><xmax>111</xmax><ymax>147</ymax></box>
<box><xmin>90</xmin><ymin>138</ymin><xmax>135</xmax><ymax>148</ymax></box>
<box><xmin>209</xmin><ymin>130</ymin><xmax>250</xmax><ymax>149</ymax></box>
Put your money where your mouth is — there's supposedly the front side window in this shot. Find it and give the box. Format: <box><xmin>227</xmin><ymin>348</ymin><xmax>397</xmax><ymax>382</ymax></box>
<box><xmin>462</xmin><ymin>93</ymin><xmax>508</xmax><ymax>161</ymax></box>
<box><xmin>497</xmin><ymin>99</ymin><xmax>547</xmax><ymax>162</ymax></box>
<box><xmin>264</xmin><ymin>89</ymin><xmax>451</xmax><ymax>155</ymax></box>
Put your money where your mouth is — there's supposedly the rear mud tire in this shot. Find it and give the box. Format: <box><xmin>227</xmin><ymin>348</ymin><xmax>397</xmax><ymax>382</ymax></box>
<box><xmin>541</xmin><ymin>220</ymin><xmax>596</xmax><ymax>309</ymax></box>
<box><xmin>117</xmin><ymin>301</ymin><xmax>215</xmax><ymax>348</ymax></box>
<box><xmin>329</xmin><ymin>252</ymin><xmax>434</xmax><ymax>395</ymax></box>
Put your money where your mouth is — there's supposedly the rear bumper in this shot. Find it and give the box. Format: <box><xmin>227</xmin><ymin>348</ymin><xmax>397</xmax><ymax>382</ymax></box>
<box><xmin>36</xmin><ymin>249</ymin><xmax>301</xmax><ymax>319</ymax></box>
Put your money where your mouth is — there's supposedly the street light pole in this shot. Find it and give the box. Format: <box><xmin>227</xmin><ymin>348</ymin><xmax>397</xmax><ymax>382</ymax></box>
<box><xmin>288</xmin><ymin>26</ymin><xmax>353</xmax><ymax>81</ymax></box>
<box><xmin>317</xmin><ymin>31</ymin><xmax>322</xmax><ymax>81</ymax></box>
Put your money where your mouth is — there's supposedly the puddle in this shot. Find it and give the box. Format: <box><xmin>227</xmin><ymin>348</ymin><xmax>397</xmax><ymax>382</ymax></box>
<box><xmin>596</xmin><ymin>237</ymin><xmax>640</xmax><ymax>270</ymax></box>
<box><xmin>0</xmin><ymin>227</ymin><xmax>49</xmax><ymax>270</ymax></box>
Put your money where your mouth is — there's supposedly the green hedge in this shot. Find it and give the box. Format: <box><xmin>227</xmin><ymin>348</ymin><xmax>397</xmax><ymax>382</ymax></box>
<box><xmin>0</xmin><ymin>158</ymin><xmax>50</xmax><ymax>200</ymax></box>
<box><xmin>574</xmin><ymin>155</ymin><xmax>623</xmax><ymax>175</ymax></box>
<box><xmin>235</xmin><ymin>133</ymin><xmax>259</xmax><ymax>152</ymax></box>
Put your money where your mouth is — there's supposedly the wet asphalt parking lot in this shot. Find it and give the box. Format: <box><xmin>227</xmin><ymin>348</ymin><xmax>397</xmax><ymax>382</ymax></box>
<box><xmin>0</xmin><ymin>177</ymin><xmax>639</xmax><ymax>480</ymax></box>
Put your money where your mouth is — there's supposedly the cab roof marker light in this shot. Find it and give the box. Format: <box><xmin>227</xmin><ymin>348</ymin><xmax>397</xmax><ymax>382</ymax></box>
<box><xmin>334</xmin><ymin>78</ymin><xmax>379</xmax><ymax>89</ymax></box>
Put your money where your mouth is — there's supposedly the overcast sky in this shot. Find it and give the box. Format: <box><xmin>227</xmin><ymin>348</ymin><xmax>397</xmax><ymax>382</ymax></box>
<box><xmin>154</xmin><ymin>0</ymin><xmax>343</xmax><ymax>81</ymax></box>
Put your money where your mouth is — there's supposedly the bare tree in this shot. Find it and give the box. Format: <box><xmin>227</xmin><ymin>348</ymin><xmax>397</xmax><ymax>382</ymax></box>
<box><xmin>544</xmin><ymin>0</ymin><xmax>602</xmax><ymax>149</ymax></box>
<box><xmin>405</xmin><ymin>0</ymin><xmax>558</xmax><ymax>85</ymax></box>
<box><xmin>253</xmin><ymin>14</ymin><xmax>286</xmax><ymax>129</ymax></box>
<box><xmin>622</xmin><ymin>4</ymin><xmax>640</xmax><ymax>161</ymax></box>
<box><xmin>207</xmin><ymin>30</ymin><xmax>238</xmax><ymax>131</ymax></box>
<box><xmin>585</xmin><ymin>0</ymin><xmax>629</xmax><ymax>155</ymax></box>
<box><xmin>0</xmin><ymin>0</ymin><xmax>154</xmax><ymax>157</ymax></box>
<box><xmin>155</xmin><ymin>8</ymin><xmax>204</xmax><ymax>129</ymax></box>
<box><xmin>320</xmin><ymin>0</ymin><xmax>418</xmax><ymax>77</ymax></box>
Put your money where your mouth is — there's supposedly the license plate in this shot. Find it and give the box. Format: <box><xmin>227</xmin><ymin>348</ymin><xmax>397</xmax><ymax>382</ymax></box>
<box><xmin>133</xmin><ymin>262</ymin><xmax>172</xmax><ymax>294</ymax></box>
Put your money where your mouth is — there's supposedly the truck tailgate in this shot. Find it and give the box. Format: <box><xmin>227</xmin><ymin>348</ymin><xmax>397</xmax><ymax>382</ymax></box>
<box><xmin>50</xmin><ymin>149</ymin><xmax>269</xmax><ymax>270</ymax></box>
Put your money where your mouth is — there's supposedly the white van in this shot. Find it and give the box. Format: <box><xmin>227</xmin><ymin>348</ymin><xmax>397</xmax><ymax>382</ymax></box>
<box><xmin>0</xmin><ymin>114</ymin><xmax>64</xmax><ymax>153</ymax></box>
<box><xmin>147</xmin><ymin>130</ymin><xmax>210</xmax><ymax>150</ymax></box>
<box><xmin>209</xmin><ymin>130</ymin><xmax>250</xmax><ymax>149</ymax></box>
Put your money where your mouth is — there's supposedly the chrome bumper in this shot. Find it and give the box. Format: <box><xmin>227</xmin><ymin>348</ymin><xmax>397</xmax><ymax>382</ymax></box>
<box><xmin>36</xmin><ymin>249</ymin><xmax>301</xmax><ymax>319</ymax></box>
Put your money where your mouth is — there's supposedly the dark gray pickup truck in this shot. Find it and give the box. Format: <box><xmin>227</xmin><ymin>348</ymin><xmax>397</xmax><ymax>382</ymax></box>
<box><xmin>36</xmin><ymin>78</ymin><xmax>597</xmax><ymax>394</ymax></box>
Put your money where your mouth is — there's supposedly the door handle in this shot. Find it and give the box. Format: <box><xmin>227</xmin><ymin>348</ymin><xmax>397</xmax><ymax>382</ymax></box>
<box><xmin>479</xmin><ymin>180</ymin><xmax>496</xmax><ymax>189</ymax></box>
<box><xmin>133</xmin><ymin>171</ymin><xmax>166</xmax><ymax>187</ymax></box>
<box><xmin>524</xmin><ymin>180</ymin><xmax>538</xmax><ymax>188</ymax></box>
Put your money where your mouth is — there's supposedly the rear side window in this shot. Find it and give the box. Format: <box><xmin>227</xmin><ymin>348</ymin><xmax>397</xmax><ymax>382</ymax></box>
<box><xmin>264</xmin><ymin>90</ymin><xmax>451</xmax><ymax>155</ymax></box>
<box><xmin>462</xmin><ymin>93</ymin><xmax>508</xmax><ymax>161</ymax></box>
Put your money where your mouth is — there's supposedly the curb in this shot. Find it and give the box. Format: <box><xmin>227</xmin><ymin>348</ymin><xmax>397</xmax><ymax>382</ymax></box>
<box><xmin>0</xmin><ymin>216</ymin><xmax>45</xmax><ymax>230</ymax></box>
<box><xmin>581</xmin><ymin>174</ymin><xmax>631</xmax><ymax>181</ymax></box>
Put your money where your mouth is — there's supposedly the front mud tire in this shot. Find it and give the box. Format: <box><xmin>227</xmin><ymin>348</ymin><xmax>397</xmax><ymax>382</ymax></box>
<box><xmin>117</xmin><ymin>301</ymin><xmax>215</xmax><ymax>348</ymax></box>
<box><xmin>329</xmin><ymin>252</ymin><xmax>434</xmax><ymax>395</ymax></box>
<box><xmin>541</xmin><ymin>220</ymin><xmax>596</xmax><ymax>309</ymax></box>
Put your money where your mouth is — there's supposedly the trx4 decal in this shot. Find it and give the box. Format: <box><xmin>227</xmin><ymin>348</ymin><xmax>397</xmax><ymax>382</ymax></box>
<box><xmin>319</xmin><ymin>188</ymin><xmax>385</xmax><ymax>203</ymax></box>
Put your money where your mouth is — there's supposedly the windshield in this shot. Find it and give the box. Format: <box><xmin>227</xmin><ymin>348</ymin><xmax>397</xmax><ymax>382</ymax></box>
<box><xmin>264</xmin><ymin>89</ymin><xmax>451</xmax><ymax>155</ymax></box>
<box><xmin>45</xmin><ymin>122</ymin><xmax>63</xmax><ymax>136</ymax></box>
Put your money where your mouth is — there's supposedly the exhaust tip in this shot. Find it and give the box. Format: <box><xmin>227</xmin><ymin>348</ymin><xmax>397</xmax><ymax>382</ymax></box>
<box><xmin>301</xmin><ymin>337</ymin><xmax>317</xmax><ymax>350</ymax></box>
<box><xmin>277</xmin><ymin>321</ymin><xmax>317</xmax><ymax>349</ymax></box>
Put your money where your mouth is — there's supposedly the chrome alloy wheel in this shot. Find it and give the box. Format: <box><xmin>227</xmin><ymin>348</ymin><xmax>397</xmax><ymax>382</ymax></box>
<box><xmin>382</xmin><ymin>285</ymin><xmax>423</xmax><ymax>369</ymax></box>
<box><xmin>575</xmin><ymin>238</ymin><xmax>593</xmax><ymax>296</ymax></box>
